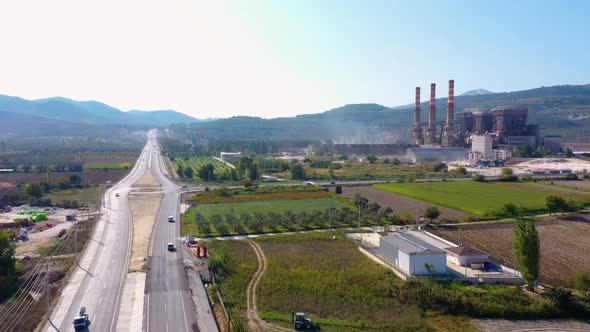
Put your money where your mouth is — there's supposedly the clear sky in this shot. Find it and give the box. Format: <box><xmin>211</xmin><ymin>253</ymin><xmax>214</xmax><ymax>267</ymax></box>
<box><xmin>0</xmin><ymin>0</ymin><xmax>588</xmax><ymax>119</ymax></box>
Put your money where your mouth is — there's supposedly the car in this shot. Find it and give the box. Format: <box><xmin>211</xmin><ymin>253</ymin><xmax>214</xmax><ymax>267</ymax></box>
<box><xmin>167</xmin><ymin>242</ymin><xmax>175</xmax><ymax>251</ymax></box>
<box><xmin>115</xmin><ymin>193</ymin><xmax>120</xmax><ymax>197</ymax></box>
<box><xmin>330</xmin><ymin>181</ymin><xmax>336</xmax><ymax>185</ymax></box>
<box><xmin>168</xmin><ymin>215</ymin><xmax>175</xmax><ymax>222</ymax></box>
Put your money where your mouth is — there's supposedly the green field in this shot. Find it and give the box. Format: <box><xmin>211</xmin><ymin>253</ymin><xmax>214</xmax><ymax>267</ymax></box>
<box><xmin>175</xmin><ymin>156</ymin><xmax>230</xmax><ymax>178</ymax></box>
<box><xmin>374</xmin><ymin>181</ymin><xmax>554</xmax><ymax>216</ymax></box>
<box><xmin>211</xmin><ymin>232</ymin><xmax>577</xmax><ymax>331</ymax></box>
<box><xmin>83</xmin><ymin>162</ymin><xmax>132</xmax><ymax>170</ymax></box>
<box><xmin>46</xmin><ymin>186</ymin><xmax>103</xmax><ymax>206</ymax></box>
<box><xmin>196</xmin><ymin>198</ymin><xmax>349</xmax><ymax>218</ymax></box>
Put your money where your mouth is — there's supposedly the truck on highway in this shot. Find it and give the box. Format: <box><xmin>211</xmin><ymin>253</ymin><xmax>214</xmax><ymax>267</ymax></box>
<box><xmin>72</xmin><ymin>307</ymin><xmax>90</xmax><ymax>330</ymax></box>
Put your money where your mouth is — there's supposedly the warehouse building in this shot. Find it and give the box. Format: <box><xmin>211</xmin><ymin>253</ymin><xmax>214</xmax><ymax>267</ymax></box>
<box><xmin>379</xmin><ymin>233</ymin><xmax>447</xmax><ymax>276</ymax></box>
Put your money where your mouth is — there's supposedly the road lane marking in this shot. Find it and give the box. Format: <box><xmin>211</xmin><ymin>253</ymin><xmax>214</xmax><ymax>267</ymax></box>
<box><xmin>99</xmin><ymin>297</ymin><xmax>102</xmax><ymax>305</ymax></box>
<box><xmin>164</xmin><ymin>303</ymin><xmax>166</xmax><ymax>313</ymax></box>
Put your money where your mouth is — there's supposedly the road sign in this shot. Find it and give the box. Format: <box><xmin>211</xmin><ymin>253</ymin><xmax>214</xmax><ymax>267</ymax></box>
<box><xmin>419</xmin><ymin>216</ymin><xmax>424</xmax><ymax>222</ymax></box>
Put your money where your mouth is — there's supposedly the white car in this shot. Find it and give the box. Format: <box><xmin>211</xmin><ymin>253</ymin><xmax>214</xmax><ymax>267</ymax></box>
<box><xmin>168</xmin><ymin>215</ymin><xmax>174</xmax><ymax>222</ymax></box>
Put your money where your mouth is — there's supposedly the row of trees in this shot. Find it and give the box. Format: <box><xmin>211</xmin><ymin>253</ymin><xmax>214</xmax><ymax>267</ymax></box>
<box><xmin>0</xmin><ymin>230</ymin><xmax>17</xmax><ymax>301</ymax></box>
<box><xmin>0</xmin><ymin>163</ymin><xmax>84</xmax><ymax>173</ymax></box>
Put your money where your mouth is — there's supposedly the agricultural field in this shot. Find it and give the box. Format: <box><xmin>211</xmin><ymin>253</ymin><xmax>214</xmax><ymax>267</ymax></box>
<box><xmin>374</xmin><ymin>181</ymin><xmax>590</xmax><ymax>217</ymax></box>
<box><xmin>82</xmin><ymin>161</ymin><xmax>133</xmax><ymax>171</ymax></box>
<box><xmin>197</xmin><ymin>198</ymin><xmax>349</xmax><ymax>219</ymax></box>
<box><xmin>174</xmin><ymin>156</ymin><xmax>231</xmax><ymax>180</ymax></box>
<box><xmin>45</xmin><ymin>186</ymin><xmax>103</xmax><ymax>207</ymax></box>
<box><xmin>537</xmin><ymin>180</ymin><xmax>590</xmax><ymax>192</ymax></box>
<box><xmin>432</xmin><ymin>214</ymin><xmax>590</xmax><ymax>287</ymax></box>
<box><xmin>303</xmin><ymin>162</ymin><xmax>461</xmax><ymax>181</ymax></box>
<box><xmin>0</xmin><ymin>170</ymin><xmax>129</xmax><ymax>186</ymax></box>
<box><xmin>209</xmin><ymin>232</ymin><xmax>584</xmax><ymax>332</ymax></box>
<box><xmin>340</xmin><ymin>186</ymin><xmax>472</xmax><ymax>221</ymax></box>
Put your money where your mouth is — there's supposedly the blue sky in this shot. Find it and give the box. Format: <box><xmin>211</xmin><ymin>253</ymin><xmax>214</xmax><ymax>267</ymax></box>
<box><xmin>0</xmin><ymin>0</ymin><xmax>588</xmax><ymax>118</ymax></box>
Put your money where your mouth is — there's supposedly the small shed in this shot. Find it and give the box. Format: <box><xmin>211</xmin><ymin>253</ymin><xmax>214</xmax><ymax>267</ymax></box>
<box><xmin>379</xmin><ymin>233</ymin><xmax>447</xmax><ymax>276</ymax></box>
<box><xmin>445</xmin><ymin>246</ymin><xmax>490</xmax><ymax>268</ymax></box>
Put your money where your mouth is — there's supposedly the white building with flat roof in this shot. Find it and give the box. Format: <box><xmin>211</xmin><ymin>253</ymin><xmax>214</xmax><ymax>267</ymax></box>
<box><xmin>379</xmin><ymin>233</ymin><xmax>447</xmax><ymax>276</ymax></box>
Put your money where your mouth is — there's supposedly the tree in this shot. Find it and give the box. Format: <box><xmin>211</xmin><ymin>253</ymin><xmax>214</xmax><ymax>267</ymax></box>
<box><xmin>176</xmin><ymin>164</ymin><xmax>184</xmax><ymax>178</ymax></box>
<box><xmin>391</xmin><ymin>157</ymin><xmax>401</xmax><ymax>165</ymax></box>
<box><xmin>424</xmin><ymin>262</ymin><xmax>437</xmax><ymax>276</ymax></box>
<box><xmin>366</xmin><ymin>155</ymin><xmax>377</xmax><ymax>164</ymax></box>
<box><xmin>197</xmin><ymin>163</ymin><xmax>215</xmax><ymax>181</ymax></box>
<box><xmin>383</xmin><ymin>158</ymin><xmax>391</xmax><ymax>164</ymax></box>
<box><xmin>0</xmin><ymin>230</ymin><xmax>17</xmax><ymax>301</ymax></box>
<box><xmin>352</xmin><ymin>193</ymin><xmax>368</xmax><ymax>210</ymax></box>
<box><xmin>55</xmin><ymin>176</ymin><xmax>70</xmax><ymax>190</ymax></box>
<box><xmin>565</xmin><ymin>148</ymin><xmax>574</xmax><ymax>158</ymax></box>
<box><xmin>69</xmin><ymin>174</ymin><xmax>82</xmax><ymax>186</ymax></box>
<box><xmin>424</xmin><ymin>206</ymin><xmax>441</xmax><ymax>222</ymax></box>
<box><xmin>472</xmin><ymin>174</ymin><xmax>485</xmax><ymax>182</ymax></box>
<box><xmin>544</xmin><ymin>194</ymin><xmax>566</xmax><ymax>215</ymax></box>
<box><xmin>502</xmin><ymin>202</ymin><xmax>519</xmax><ymax>217</ymax></box>
<box><xmin>455</xmin><ymin>166</ymin><xmax>467</xmax><ymax>175</ymax></box>
<box><xmin>290</xmin><ymin>163</ymin><xmax>306</xmax><ymax>180</ymax></box>
<box><xmin>335</xmin><ymin>185</ymin><xmax>342</xmax><ymax>194</ymax></box>
<box><xmin>24</xmin><ymin>182</ymin><xmax>43</xmax><ymax>198</ymax></box>
<box><xmin>501</xmin><ymin>168</ymin><xmax>514</xmax><ymax>176</ymax></box>
<box><xmin>514</xmin><ymin>219</ymin><xmax>540</xmax><ymax>290</ymax></box>
<box><xmin>184</xmin><ymin>166</ymin><xmax>194</xmax><ymax>179</ymax></box>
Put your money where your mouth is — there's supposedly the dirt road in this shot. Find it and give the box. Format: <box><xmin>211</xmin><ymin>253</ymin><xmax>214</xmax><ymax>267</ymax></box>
<box><xmin>246</xmin><ymin>240</ymin><xmax>292</xmax><ymax>332</ymax></box>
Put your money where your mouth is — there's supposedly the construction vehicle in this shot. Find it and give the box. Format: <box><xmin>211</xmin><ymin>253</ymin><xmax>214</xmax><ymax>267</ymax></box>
<box><xmin>72</xmin><ymin>307</ymin><xmax>90</xmax><ymax>330</ymax></box>
<box><xmin>292</xmin><ymin>312</ymin><xmax>320</xmax><ymax>331</ymax></box>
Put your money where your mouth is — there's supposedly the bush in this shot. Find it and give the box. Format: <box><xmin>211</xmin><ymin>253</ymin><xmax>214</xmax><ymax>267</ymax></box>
<box><xmin>499</xmin><ymin>174</ymin><xmax>519</xmax><ymax>182</ymax></box>
<box><xmin>522</xmin><ymin>175</ymin><xmax>534</xmax><ymax>182</ymax></box>
<box><xmin>564</xmin><ymin>173</ymin><xmax>579</xmax><ymax>180</ymax></box>
<box><xmin>335</xmin><ymin>186</ymin><xmax>342</xmax><ymax>194</ymax></box>
<box><xmin>568</xmin><ymin>271</ymin><xmax>590</xmax><ymax>291</ymax></box>
<box><xmin>473</xmin><ymin>174</ymin><xmax>485</xmax><ymax>182</ymax></box>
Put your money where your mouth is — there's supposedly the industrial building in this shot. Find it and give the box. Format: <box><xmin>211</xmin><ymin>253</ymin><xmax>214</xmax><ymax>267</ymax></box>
<box><xmin>409</xmin><ymin>80</ymin><xmax>539</xmax><ymax>162</ymax></box>
<box><xmin>379</xmin><ymin>233</ymin><xmax>447</xmax><ymax>276</ymax></box>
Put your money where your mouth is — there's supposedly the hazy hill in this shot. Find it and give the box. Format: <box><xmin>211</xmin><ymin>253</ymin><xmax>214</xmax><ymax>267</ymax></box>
<box><xmin>184</xmin><ymin>84</ymin><xmax>590</xmax><ymax>142</ymax></box>
<box><xmin>0</xmin><ymin>94</ymin><xmax>198</xmax><ymax>127</ymax></box>
<box><xmin>461</xmin><ymin>89</ymin><xmax>493</xmax><ymax>96</ymax></box>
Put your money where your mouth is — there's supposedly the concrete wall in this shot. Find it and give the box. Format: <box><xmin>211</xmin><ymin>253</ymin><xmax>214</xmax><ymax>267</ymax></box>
<box><xmin>410</xmin><ymin>253</ymin><xmax>447</xmax><ymax>275</ymax></box>
<box><xmin>379</xmin><ymin>237</ymin><xmax>401</xmax><ymax>270</ymax></box>
<box><xmin>399</xmin><ymin>251</ymin><xmax>410</xmax><ymax>274</ymax></box>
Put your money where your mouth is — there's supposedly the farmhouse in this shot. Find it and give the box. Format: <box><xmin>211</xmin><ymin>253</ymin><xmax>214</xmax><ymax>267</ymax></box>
<box><xmin>379</xmin><ymin>232</ymin><xmax>447</xmax><ymax>276</ymax></box>
<box><xmin>444</xmin><ymin>246</ymin><xmax>490</xmax><ymax>269</ymax></box>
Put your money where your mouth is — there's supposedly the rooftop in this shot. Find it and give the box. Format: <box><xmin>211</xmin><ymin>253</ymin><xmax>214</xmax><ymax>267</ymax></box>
<box><xmin>381</xmin><ymin>232</ymin><xmax>445</xmax><ymax>255</ymax></box>
<box><xmin>445</xmin><ymin>246</ymin><xmax>488</xmax><ymax>257</ymax></box>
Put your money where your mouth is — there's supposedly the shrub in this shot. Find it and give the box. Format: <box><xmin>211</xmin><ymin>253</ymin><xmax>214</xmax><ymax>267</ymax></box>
<box><xmin>473</xmin><ymin>174</ymin><xmax>485</xmax><ymax>182</ymax></box>
<box><xmin>522</xmin><ymin>175</ymin><xmax>534</xmax><ymax>182</ymax></box>
<box><xmin>335</xmin><ymin>186</ymin><xmax>342</xmax><ymax>194</ymax></box>
<box><xmin>568</xmin><ymin>271</ymin><xmax>590</xmax><ymax>291</ymax></box>
<box><xmin>564</xmin><ymin>173</ymin><xmax>579</xmax><ymax>180</ymax></box>
<box><xmin>499</xmin><ymin>174</ymin><xmax>519</xmax><ymax>182</ymax></box>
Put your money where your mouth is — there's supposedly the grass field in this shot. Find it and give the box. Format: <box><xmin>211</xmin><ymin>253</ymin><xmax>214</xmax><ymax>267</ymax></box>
<box><xmin>83</xmin><ymin>162</ymin><xmax>133</xmax><ymax>170</ymax></box>
<box><xmin>192</xmin><ymin>188</ymin><xmax>333</xmax><ymax>204</ymax></box>
<box><xmin>45</xmin><ymin>186</ymin><xmax>103</xmax><ymax>206</ymax></box>
<box><xmin>305</xmin><ymin>162</ymin><xmax>452</xmax><ymax>181</ymax></box>
<box><xmin>197</xmin><ymin>198</ymin><xmax>350</xmax><ymax>218</ymax></box>
<box><xmin>373</xmin><ymin>181</ymin><xmax>590</xmax><ymax>216</ymax></box>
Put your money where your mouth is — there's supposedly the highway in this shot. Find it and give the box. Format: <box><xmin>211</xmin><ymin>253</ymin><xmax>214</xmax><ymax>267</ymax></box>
<box><xmin>144</xmin><ymin>133</ymin><xmax>197</xmax><ymax>332</ymax></box>
<box><xmin>47</xmin><ymin>132</ymin><xmax>156</xmax><ymax>332</ymax></box>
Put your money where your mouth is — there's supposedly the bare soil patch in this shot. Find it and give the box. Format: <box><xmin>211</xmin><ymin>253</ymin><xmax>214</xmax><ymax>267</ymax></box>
<box><xmin>128</xmin><ymin>194</ymin><xmax>162</xmax><ymax>272</ymax></box>
<box><xmin>432</xmin><ymin>214</ymin><xmax>590</xmax><ymax>287</ymax></box>
<box><xmin>541</xmin><ymin>180</ymin><xmax>590</xmax><ymax>191</ymax></box>
<box><xmin>132</xmin><ymin>168</ymin><xmax>160</xmax><ymax>187</ymax></box>
<box><xmin>341</xmin><ymin>186</ymin><xmax>472</xmax><ymax>221</ymax></box>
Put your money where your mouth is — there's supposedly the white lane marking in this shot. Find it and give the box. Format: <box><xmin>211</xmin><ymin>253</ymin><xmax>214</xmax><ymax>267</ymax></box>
<box><xmin>164</xmin><ymin>303</ymin><xmax>166</xmax><ymax>313</ymax></box>
<box><xmin>180</xmin><ymin>290</ymin><xmax>189</xmax><ymax>332</ymax></box>
<box><xmin>146</xmin><ymin>293</ymin><xmax>150</xmax><ymax>332</ymax></box>
<box><xmin>103</xmin><ymin>283</ymin><xmax>106</xmax><ymax>290</ymax></box>
<box><xmin>99</xmin><ymin>297</ymin><xmax>102</xmax><ymax>305</ymax></box>
<box><xmin>166</xmin><ymin>324</ymin><xmax>169</xmax><ymax>332</ymax></box>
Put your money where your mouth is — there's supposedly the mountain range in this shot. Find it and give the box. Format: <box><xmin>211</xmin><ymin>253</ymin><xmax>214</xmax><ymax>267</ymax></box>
<box><xmin>2</xmin><ymin>84</ymin><xmax>590</xmax><ymax>142</ymax></box>
<box><xmin>0</xmin><ymin>94</ymin><xmax>199</xmax><ymax>137</ymax></box>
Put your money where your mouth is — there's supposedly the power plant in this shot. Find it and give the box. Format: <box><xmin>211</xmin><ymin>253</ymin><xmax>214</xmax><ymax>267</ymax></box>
<box><xmin>408</xmin><ymin>80</ymin><xmax>540</xmax><ymax>162</ymax></box>
<box><xmin>411</xmin><ymin>79</ymin><xmax>539</xmax><ymax>148</ymax></box>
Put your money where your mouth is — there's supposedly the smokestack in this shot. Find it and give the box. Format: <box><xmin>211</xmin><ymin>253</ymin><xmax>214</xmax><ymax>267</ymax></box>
<box><xmin>414</xmin><ymin>87</ymin><xmax>421</xmax><ymax>125</ymax></box>
<box><xmin>447</xmin><ymin>79</ymin><xmax>455</xmax><ymax>124</ymax></box>
<box><xmin>429</xmin><ymin>83</ymin><xmax>436</xmax><ymax>125</ymax></box>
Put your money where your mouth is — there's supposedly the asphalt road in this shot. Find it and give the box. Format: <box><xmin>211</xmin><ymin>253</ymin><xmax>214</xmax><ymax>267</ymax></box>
<box><xmin>50</xmin><ymin>133</ymin><xmax>155</xmax><ymax>332</ymax></box>
<box><xmin>144</xmin><ymin>133</ymin><xmax>198</xmax><ymax>332</ymax></box>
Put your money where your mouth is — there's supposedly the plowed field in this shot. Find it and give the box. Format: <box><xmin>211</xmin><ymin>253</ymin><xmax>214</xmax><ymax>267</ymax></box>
<box><xmin>432</xmin><ymin>215</ymin><xmax>590</xmax><ymax>287</ymax></box>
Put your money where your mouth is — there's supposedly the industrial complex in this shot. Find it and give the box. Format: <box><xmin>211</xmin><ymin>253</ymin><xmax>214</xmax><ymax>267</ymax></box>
<box><xmin>408</xmin><ymin>80</ymin><xmax>539</xmax><ymax>164</ymax></box>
